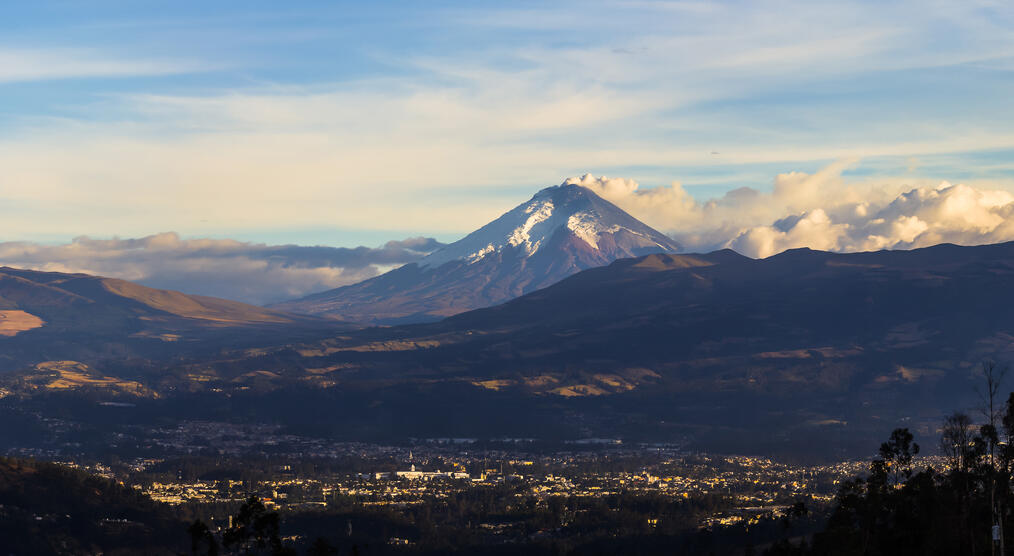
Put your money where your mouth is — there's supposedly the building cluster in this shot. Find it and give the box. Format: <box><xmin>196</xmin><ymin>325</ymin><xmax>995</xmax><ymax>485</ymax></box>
<box><xmin>124</xmin><ymin>447</ymin><xmax>914</xmax><ymax>532</ymax></box>
<box><xmin>5</xmin><ymin>417</ymin><xmax>948</xmax><ymax>532</ymax></box>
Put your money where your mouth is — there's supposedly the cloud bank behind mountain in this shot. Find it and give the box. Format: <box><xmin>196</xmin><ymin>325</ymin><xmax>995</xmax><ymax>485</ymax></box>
<box><xmin>0</xmin><ymin>233</ymin><xmax>444</xmax><ymax>306</ymax></box>
<box><xmin>4</xmin><ymin>162</ymin><xmax>1014</xmax><ymax>306</ymax></box>
<box><xmin>571</xmin><ymin>162</ymin><xmax>1014</xmax><ymax>258</ymax></box>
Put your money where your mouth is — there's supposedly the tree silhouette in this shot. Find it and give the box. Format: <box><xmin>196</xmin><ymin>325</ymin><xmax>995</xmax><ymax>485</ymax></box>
<box><xmin>876</xmin><ymin>427</ymin><xmax>919</xmax><ymax>486</ymax></box>
<box><xmin>941</xmin><ymin>412</ymin><xmax>974</xmax><ymax>471</ymax></box>
<box><xmin>188</xmin><ymin>519</ymin><xmax>219</xmax><ymax>556</ymax></box>
<box><xmin>222</xmin><ymin>496</ymin><xmax>286</xmax><ymax>555</ymax></box>
<box><xmin>771</xmin><ymin>389</ymin><xmax>1014</xmax><ymax>556</ymax></box>
<box><xmin>306</xmin><ymin>537</ymin><xmax>338</xmax><ymax>556</ymax></box>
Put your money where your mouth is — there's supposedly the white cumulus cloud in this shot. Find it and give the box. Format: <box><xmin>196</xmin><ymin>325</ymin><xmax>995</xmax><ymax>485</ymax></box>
<box><xmin>569</xmin><ymin>163</ymin><xmax>1014</xmax><ymax>259</ymax></box>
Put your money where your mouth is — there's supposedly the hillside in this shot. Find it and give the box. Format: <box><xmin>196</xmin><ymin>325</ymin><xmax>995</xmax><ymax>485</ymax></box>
<box><xmin>0</xmin><ymin>266</ymin><xmax>291</xmax><ymax>329</ymax></box>
<box><xmin>211</xmin><ymin>242</ymin><xmax>1014</xmax><ymax>454</ymax></box>
<box><xmin>7</xmin><ymin>242</ymin><xmax>1014</xmax><ymax>456</ymax></box>
<box><xmin>0</xmin><ymin>266</ymin><xmax>347</xmax><ymax>375</ymax></box>
<box><xmin>0</xmin><ymin>457</ymin><xmax>185</xmax><ymax>554</ymax></box>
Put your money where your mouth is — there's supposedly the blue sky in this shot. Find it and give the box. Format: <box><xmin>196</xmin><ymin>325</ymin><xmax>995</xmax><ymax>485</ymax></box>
<box><xmin>2</xmin><ymin>0</ymin><xmax>1013</xmax><ymax>247</ymax></box>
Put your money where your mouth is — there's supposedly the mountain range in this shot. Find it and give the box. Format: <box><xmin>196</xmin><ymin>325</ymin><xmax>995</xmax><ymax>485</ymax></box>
<box><xmin>2</xmin><ymin>185</ymin><xmax>1012</xmax><ymax>457</ymax></box>
<box><xmin>272</xmin><ymin>183</ymin><xmax>681</xmax><ymax>323</ymax></box>
<box><xmin>181</xmin><ymin>241</ymin><xmax>1011</xmax><ymax>455</ymax></box>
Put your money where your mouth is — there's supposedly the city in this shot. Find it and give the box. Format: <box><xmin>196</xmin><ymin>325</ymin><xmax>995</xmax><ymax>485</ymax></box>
<box><xmin>2</xmin><ymin>2</ymin><xmax>1013</xmax><ymax>554</ymax></box>
<box><xmin>3</xmin><ymin>416</ymin><xmax>889</xmax><ymax>550</ymax></box>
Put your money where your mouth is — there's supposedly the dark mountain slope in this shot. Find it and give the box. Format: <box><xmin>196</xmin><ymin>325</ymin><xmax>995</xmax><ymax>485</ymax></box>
<box><xmin>7</xmin><ymin>242</ymin><xmax>1014</xmax><ymax>457</ymax></box>
<box><xmin>219</xmin><ymin>242</ymin><xmax>1014</xmax><ymax>454</ymax></box>
<box><xmin>0</xmin><ymin>457</ymin><xmax>185</xmax><ymax>554</ymax></box>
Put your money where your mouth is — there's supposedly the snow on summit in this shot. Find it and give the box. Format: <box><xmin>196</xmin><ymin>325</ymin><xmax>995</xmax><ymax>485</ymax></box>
<box><xmin>420</xmin><ymin>181</ymin><xmax>680</xmax><ymax>268</ymax></box>
<box><xmin>276</xmin><ymin>178</ymin><xmax>680</xmax><ymax>323</ymax></box>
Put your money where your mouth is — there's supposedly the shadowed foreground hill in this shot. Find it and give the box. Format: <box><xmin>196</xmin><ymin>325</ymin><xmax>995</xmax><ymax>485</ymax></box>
<box><xmin>0</xmin><ymin>457</ymin><xmax>184</xmax><ymax>554</ymax></box>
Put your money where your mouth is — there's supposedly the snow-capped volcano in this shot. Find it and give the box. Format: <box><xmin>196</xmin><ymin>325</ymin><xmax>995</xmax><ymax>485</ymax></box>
<box><xmin>273</xmin><ymin>182</ymin><xmax>680</xmax><ymax>323</ymax></box>
<box><xmin>420</xmin><ymin>184</ymin><xmax>679</xmax><ymax>268</ymax></box>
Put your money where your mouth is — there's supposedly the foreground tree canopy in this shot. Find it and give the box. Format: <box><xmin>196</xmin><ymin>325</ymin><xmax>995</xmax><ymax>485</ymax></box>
<box><xmin>770</xmin><ymin>363</ymin><xmax>1014</xmax><ymax>556</ymax></box>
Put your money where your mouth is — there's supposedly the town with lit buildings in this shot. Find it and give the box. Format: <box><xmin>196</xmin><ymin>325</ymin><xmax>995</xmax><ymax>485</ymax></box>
<box><xmin>1</xmin><ymin>415</ymin><xmax>956</xmax><ymax>551</ymax></box>
<box><xmin>14</xmin><ymin>418</ymin><xmax>903</xmax><ymax>532</ymax></box>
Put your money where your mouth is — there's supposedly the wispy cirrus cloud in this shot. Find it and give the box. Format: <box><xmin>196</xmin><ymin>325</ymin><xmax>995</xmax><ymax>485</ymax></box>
<box><xmin>0</xmin><ymin>1</ymin><xmax>1012</xmax><ymax>242</ymax></box>
<box><xmin>0</xmin><ymin>47</ymin><xmax>207</xmax><ymax>83</ymax></box>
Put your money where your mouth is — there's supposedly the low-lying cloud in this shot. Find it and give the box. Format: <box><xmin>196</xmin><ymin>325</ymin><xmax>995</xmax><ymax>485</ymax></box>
<box><xmin>5</xmin><ymin>164</ymin><xmax>1013</xmax><ymax>306</ymax></box>
<box><xmin>0</xmin><ymin>233</ymin><xmax>444</xmax><ymax>305</ymax></box>
<box><xmin>568</xmin><ymin>162</ymin><xmax>1014</xmax><ymax>258</ymax></box>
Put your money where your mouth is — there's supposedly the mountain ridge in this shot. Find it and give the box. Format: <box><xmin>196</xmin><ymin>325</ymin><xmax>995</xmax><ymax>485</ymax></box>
<box><xmin>0</xmin><ymin>266</ymin><xmax>347</xmax><ymax>374</ymax></box>
<box><xmin>0</xmin><ymin>265</ymin><xmax>293</xmax><ymax>326</ymax></box>
<box><xmin>197</xmin><ymin>240</ymin><xmax>1014</xmax><ymax>454</ymax></box>
<box><xmin>5</xmin><ymin>241</ymin><xmax>1014</xmax><ymax>456</ymax></box>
